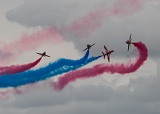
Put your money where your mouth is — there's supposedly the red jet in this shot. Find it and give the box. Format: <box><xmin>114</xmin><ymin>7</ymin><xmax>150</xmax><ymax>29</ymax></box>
<box><xmin>83</xmin><ymin>43</ymin><xmax>96</xmax><ymax>51</ymax></box>
<box><xmin>102</xmin><ymin>45</ymin><xmax>114</xmax><ymax>62</ymax></box>
<box><xmin>125</xmin><ymin>34</ymin><xmax>132</xmax><ymax>51</ymax></box>
<box><xmin>36</xmin><ymin>51</ymin><xmax>50</xmax><ymax>57</ymax></box>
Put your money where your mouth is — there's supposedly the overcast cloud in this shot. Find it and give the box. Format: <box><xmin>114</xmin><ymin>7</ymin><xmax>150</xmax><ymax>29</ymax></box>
<box><xmin>0</xmin><ymin>74</ymin><xmax>160</xmax><ymax>114</ymax></box>
<box><xmin>5</xmin><ymin>0</ymin><xmax>160</xmax><ymax>56</ymax></box>
<box><xmin>0</xmin><ymin>0</ymin><xmax>160</xmax><ymax>114</ymax></box>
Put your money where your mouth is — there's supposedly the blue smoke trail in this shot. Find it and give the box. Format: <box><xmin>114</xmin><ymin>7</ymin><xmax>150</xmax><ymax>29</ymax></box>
<box><xmin>0</xmin><ymin>50</ymin><xmax>101</xmax><ymax>88</ymax></box>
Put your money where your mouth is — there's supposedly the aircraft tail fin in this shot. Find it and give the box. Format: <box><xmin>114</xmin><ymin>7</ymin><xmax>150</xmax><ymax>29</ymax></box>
<box><xmin>102</xmin><ymin>52</ymin><xmax>105</xmax><ymax>59</ymax></box>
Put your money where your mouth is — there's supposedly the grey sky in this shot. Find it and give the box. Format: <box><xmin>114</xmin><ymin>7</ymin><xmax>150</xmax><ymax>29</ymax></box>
<box><xmin>0</xmin><ymin>0</ymin><xmax>160</xmax><ymax>114</ymax></box>
<box><xmin>5</xmin><ymin>0</ymin><xmax>160</xmax><ymax>56</ymax></box>
<box><xmin>0</xmin><ymin>74</ymin><xmax>160</xmax><ymax>114</ymax></box>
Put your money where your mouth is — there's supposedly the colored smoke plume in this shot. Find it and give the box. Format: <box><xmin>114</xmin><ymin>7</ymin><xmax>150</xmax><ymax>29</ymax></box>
<box><xmin>0</xmin><ymin>50</ymin><xmax>100</xmax><ymax>88</ymax></box>
<box><xmin>0</xmin><ymin>27</ymin><xmax>62</xmax><ymax>65</ymax></box>
<box><xmin>0</xmin><ymin>57</ymin><xmax>42</xmax><ymax>75</ymax></box>
<box><xmin>54</xmin><ymin>42</ymin><xmax>148</xmax><ymax>91</ymax></box>
<box><xmin>60</xmin><ymin>0</ymin><xmax>146</xmax><ymax>37</ymax></box>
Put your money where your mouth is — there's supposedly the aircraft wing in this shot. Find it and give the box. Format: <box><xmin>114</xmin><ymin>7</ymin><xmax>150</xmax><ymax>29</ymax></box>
<box><xmin>129</xmin><ymin>34</ymin><xmax>132</xmax><ymax>41</ymax></box>
<box><xmin>91</xmin><ymin>43</ymin><xmax>96</xmax><ymax>47</ymax></box>
<box><xmin>128</xmin><ymin>44</ymin><xmax>130</xmax><ymax>51</ymax></box>
<box><xmin>83</xmin><ymin>48</ymin><xmax>88</xmax><ymax>51</ymax></box>
<box><xmin>102</xmin><ymin>52</ymin><xmax>105</xmax><ymax>59</ymax></box>
<box><xmin>104</xmin><ymin>45</ymin><xmax>108</xmax><ymax>51</ymax></box>
<box><xmin>45</xmin><ymin>55</ymin><xmax>50</xmax><ymax>57</ymax></box>
<box><xmin>108</xmin><ymin>55</ymin><xmax>110</xmax><ymax>62</ymax></box>
<box><xmin>36</xmin><ymin>52</ymin><xmax>42</xmax><ymax>55</ymax></box>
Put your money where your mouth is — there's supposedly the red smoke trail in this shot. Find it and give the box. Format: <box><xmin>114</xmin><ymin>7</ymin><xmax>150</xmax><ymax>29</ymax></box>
<box><xmin>60</xmin><ymin>6</ymin><xmax>108</xmax><ymax>37</ymax></box>
<box><xmin>60</xmin><ymin>0</ymin><xmax>147</xmax><ymax>37</ymax></box>
<box><xmin>53</xmin><ymin>42</ymin><xmax>148</xmax><ymax>91</ymax></box>
<box><xmin>0</xmin><ymin>27</ymin><xmax>62</xmax><ymax>65</ymax></box>
<box><xmin>0</xmin><ymin>57</ymin><xmax>42</xmax><ymax>75</ymax></box>
<box><xmin>0</xmin><ymin>83</ymin><xmax>38</xmax><ymax>99</ymax></box>
<box><xmin>0</xmin><ymin>57</ymin><xmax>40</xmax><ymax>98</ymax></box>
<box><xmin>111</xmin><ymin>0</ymin><xmax>144</xmax><ymax>16</ymax></box>
<box><xmin>0</xmin><ymin>88</ymin><xmax>25</xmax><ymax>99</ymax></box>
<box><xmin>0</xmin><ymin>89</ymin><xmax>11</xmax><ymax>99</ymax></box>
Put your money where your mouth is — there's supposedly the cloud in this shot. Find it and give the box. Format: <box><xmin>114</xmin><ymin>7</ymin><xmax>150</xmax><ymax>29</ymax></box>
<box><xmin>0</xmin><ymin>50</ymin><xmax>13</xmax><ymax>60</ymax></box>
<box><xmin>5</xmin><ymin>0</ymin><xmax>160</xmax><ymax>57</ymax></box>
<box><xmin>0</xmin><ymin>27</ymin><xmax>62</xmax><ymax>65</ymax></box>
<box><xmin>0</xmin><ymin>73</ymin><xmax>160</xmax><ymax>114</ymax></box>
<box><xmin>6</xmin><ymin>0</ymin><xmax>105</xmax><ymax>28</ymax></box>
<box><xmin>0</xmin><ymin>1</ymin><xmax>159</xmax><ymax>114</ymax></box>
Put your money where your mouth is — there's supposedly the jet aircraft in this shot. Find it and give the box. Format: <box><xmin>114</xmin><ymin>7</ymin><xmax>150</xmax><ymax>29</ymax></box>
<box><xmin>102</xmin><ymin>45</ymin><xmax>114</xmax><ymax>62</ymax></box>
<box><xmin>125</xmin><ymin>34</ymin><xmax>132</xmax><ymax>51</ymax></box>
<box><xmin>83</xmin><ymin>43</ymin><xmax>95</xmax><ymax>51</ymax></box>
<box><xmin>36</xmin><ymin>51</ymin><xmax>50</xmax><ymax>57</ymax></box>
